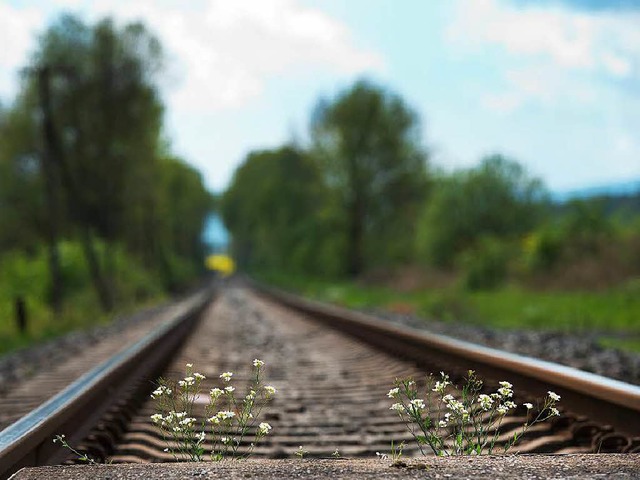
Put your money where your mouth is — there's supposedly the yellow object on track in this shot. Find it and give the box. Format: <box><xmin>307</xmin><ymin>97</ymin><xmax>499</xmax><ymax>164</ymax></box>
<box><xmin>205</xmin><ymin>254</ymin><xmax>235</xmax><ymax>276</ymax></box>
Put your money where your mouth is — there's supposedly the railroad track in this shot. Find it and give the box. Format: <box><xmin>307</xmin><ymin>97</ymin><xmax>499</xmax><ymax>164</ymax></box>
<box><xmin>1</xmin><ymin>280</ymin><xmax>639</xmax><ymax>478</ymax></box>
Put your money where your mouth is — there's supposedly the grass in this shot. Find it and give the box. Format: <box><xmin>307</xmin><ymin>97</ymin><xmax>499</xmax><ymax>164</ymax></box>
<box><xmin>259</xmin><ymin>272</ymin><xmax>640</xmax><ymax>352</ymax></box>
<box><xmin>0</xmin><ymin>242</ymin><xmax>168</xmax><ymax>357</ymax></box>
<box><xmin>0</xmin><ymin>291</ymin><xmax>165</xmax><ymax>356</ymax></box>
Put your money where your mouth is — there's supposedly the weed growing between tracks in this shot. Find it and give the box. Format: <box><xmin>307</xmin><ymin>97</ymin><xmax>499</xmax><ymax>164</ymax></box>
<box><xmin>53</xmin><ymin>434</ymin><xmax>101</xmax><ymax>465</ymax></box>
<box><xmin>388</xmin><ymin>370</ymin><xmax>561</xmax><ymax>456</ymax></box>
<box><xmin>151</xmin><ymin>360</ymin><xmax>276</xmax><ymax>461</ymax></box>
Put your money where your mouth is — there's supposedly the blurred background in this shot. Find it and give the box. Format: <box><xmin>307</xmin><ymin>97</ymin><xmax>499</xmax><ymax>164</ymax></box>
<box><xmin>0</xmin><ymin>1</ymin><xmax>638</xmax><ymax>357</ymax></box>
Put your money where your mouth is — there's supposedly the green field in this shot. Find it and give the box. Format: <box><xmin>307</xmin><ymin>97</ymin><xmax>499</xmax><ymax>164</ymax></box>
<box><xmin>260</xmin><ymin>273</ymin><xmax>640</xmax><ymax>352</ymax></box>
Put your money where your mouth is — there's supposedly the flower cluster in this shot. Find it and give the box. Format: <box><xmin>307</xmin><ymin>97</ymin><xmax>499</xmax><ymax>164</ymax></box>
<box><xmin>150</xmin><ymin>360</ymin><xmax>277</xmax><ymax>462</ymax></box>
<box><xmin>387</xmin><ymin>370</ymin><xmax>562</xmax><ymax>456</ymax></box>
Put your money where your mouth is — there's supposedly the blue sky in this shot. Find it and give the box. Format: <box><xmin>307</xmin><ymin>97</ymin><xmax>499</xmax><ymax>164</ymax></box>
<box><xmin>1</xmin><ymin>0</ymin><xmax>639</xmax><ymax>193</ymax></box>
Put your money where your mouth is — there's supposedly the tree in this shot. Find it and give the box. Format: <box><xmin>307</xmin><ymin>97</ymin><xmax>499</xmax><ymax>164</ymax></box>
<box><xmin>155</xmin><ymin>156</ymin><xmax>213</xmax><ymax>290</ymax></box>
<box><xmin>0</xmin><ymin>13</ymin><xmax>212</xmax><ymax>312</ymax></box>
<box><xmin>310</xmin><ymin>80</ymin><xmax>428</xmax><ymax>275</ymax></box>
<box><xmin>416</xmin><ymin>155</ymin><xmax>548</xmax><ymax>267</ymax></box>
<box><xmin>222</xmin><ymin>146</ymin><xmax>334</xmax><ymax>274</ymax></box>
<box><xmin>27</xmin><ymin>15</ymin><xmax>165</xmax><ymax>309</ymax></box>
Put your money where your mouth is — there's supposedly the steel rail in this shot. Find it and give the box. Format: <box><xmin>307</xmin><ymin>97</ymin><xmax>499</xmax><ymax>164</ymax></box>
<box><xmin>0</xmin><ymin>286</ymin><xmax>213</xmax><ymax>480</ymax></box>
<box><xmin>252</xmin><ymin>281</ymin><xmax>640</xmax><ymax>440</ymax></box>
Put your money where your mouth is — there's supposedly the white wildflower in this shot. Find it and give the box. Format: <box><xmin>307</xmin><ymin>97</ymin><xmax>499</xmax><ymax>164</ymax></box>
<box><xmin>432</xmin><ymin>381</ymin><xmax>448</xmax><ymax>393</ymax></box>
<box><xmin>258</xmin><ymin>422</ymin><xmax>272</xmax><ymax>435</ymax></box>
<box><xmin>186</xmin><ymin>363</ymin><xmax>193</xmax><ymax>368</ymax></box>
<box><xmin>220</xmin><ymin>372</ymin><xmax>233</xmax><ymax>382</ymax></box>
<box><xmin>550</xmin><ymin>407</ymin><xmax>560</xmax><ymax>417</ymax></box>
<box><xmin>547</xmin><ymin>391</ymin><xmax>561</xmax><ymax>402</ymax></box>
<box><xmin>217</xmin><ymin>410</ymin><xmax>236</xmax><ymax>420</ymax></box>
<box><xmin>253</xmin><ymin>359</ymin><xmax>265</xmax><ymax>368</ymax></box>
<box><xmin>150</xmin><ymin>413</ymin><xmax>163</xmax><ymax>423</ymax></box>
<box><xmin>151</xmin><ymin>386</ymin><xmax>171</xmax><ymax>399</ymax></box>
<box><xmin>409</xmin><ymin>399</ymin><xmax>425</xmax><ymax>410</ymax></box>
<box><xmin>180</xmin><ymin>417</ymin><xmax>196</xmax><ymax>427</ymax></box>
<box><xmin>387</xmin><ymin>387</ymin><xmax>400</xmax><ymax>398</ymax></box>
<box><xmin>264</xmin><ymin>385</ymin><xmax>277</xmax><ymax>396</ymax></box>
<box><xmin>498</xmin><ymin>387</ymin><xmax>513</xmax><ymax>398</ymax></box>
<box><xmin>194</xmin><ymin>373</ymin><xmax>206</xmax><ymax>380</ymax></box>
<box><xmin>478</xmin><ymin>394</ymin><xmax>493</xmax><ymax>411</ymax></box>
<box><xmin>439</xmin><ymin>420</ymin><xmax>448</xmax><ymax>428</ymax></box>
<box><xmin>444</xmin><ymin>396</ymin><xmax>466</xmax><ymax>415</ymax></box>
<box><xmin>225</xmin><ymin>386</ymin><xmax>235</xmax><ymax>393</ymax></box>
<box><xmin>524</xmin><ymin>403</ymin><xmax>533</xmax><ymax>410</ymax></box>
<box><xmin>390</xmin><ymin>403</ymin><xmax>405</xmax><ymax>412</ymax></box>
<box><xmin>499</xmin><ymin>381</ymin><xmax>512</xmax><ymax>389</ymax></box>
<box><xmin>210</xmin><ymin>388</ymin><xmax>224</xmax><ymax>399</ymax></box>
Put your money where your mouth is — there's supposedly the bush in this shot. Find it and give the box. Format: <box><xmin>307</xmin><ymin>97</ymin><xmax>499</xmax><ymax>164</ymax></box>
<box><xmin>459</xmin><ymin>237</ymin><xmax>512</xmax><ymax>290</ymax></box>
<box><xmin>521</xmin><ymin>229</ymin><xmax>563</xmax><ymax>273</ymax></box>
<box><xmin>0</xmin><ymin>240</ymin><xmax>165</xmax><ymax>354</ymax></box>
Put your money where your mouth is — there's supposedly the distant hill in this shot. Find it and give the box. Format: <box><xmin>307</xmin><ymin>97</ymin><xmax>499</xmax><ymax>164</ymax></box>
<box><xmin>551</xmin><ymin>179</ymin><xmax>640</xmax><ymax>203</ymax></box>
<box><xmin>551</xmin><ymin>178</ymin><xmax>640</xmax><ymax>217</ymax></box>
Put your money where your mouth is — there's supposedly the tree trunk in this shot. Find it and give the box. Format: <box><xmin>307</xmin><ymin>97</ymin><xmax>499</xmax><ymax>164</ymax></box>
<box><xmin>40</xmin><ymin>65</ymin><xmax>114</xmax><ymax>313</ymax></box>
<box><xmin>347</xmin><ymin>195</ymin><xmax>364</xmax><ymax>277</ymax></box>
<box><xmin>38</xmin><ymin>67</ymin><xmax>64</xmax><ymax>315</ymax></box>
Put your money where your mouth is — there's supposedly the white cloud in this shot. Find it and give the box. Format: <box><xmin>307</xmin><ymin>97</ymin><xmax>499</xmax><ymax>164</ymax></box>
<box><xmin>86</xmin><ymin>0</ymin><xmax>384</xmax><ymax>112</ymax></box>
<box><xmin>481</xmin><ymin>91</ymin><xmax>524</xmax><ymax>114</ymax></box>
<box><xmin>480</xmin><ymin>64</ymin><xmax>597</xmax><ymax>114</ymax></box>
<box><xmin>0</xmin><ymin>3</ymin><xmax>45</xmax><ymax>100</ymax></box>
<box><xmin>447</xmin><ymin>0</ymin><xmax>640</xmax><ymax>113</ymax></box>
<box><xmin>601</xmin><ymin>52</ymin><xmax>632</xmax><ymax>78</ymax></box>
<box><xmin>0</xmin><ymin>0</ymin><xmax>383</xmax><ymax>112</ymax></box>
<box><xmin>448</xmin><ymin>0</ymin><xmax>639</xmax><ymax>75</ymax></box>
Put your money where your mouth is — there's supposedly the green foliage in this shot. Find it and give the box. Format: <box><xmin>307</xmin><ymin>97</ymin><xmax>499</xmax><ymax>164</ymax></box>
<box><xmin>0</xmin><ymin>242</ymin><xmax>163</xmax><ymax>355</ymax></box>
<box><xmin>311</xmin><ymin>79</ymin><xmax>429</xmax><ymax>274</ymax></box>
<box><xmin>521</xmin><ymin>228</ymin><xmax>564</xmax><ymax>273</ymax></box>
<box><xmin>222</xmin><ymin>146</ymin><xmax>338</xmax><ymax>276</ymax></box>
<box><xmin>156</xmin><ymin>156</ymin><xmax>213</xmax><ymax>290</ymax></box>
<box><xmin>0</xmin><ymin>14</ymin><xmax>211</xmax><ymax>318</ymax></box>
<box><xmin>28</xmin><ymin>15</ymin><xmax>165</xmax><ymax>245</ymax></box>
<box><xmin>417</xmin><ymin>155</ymin><xmax>547</xmax><ymax>267</ymax></box>
<box><xmin>0</xmin><ymin>90</ymin><xmax>44</xmax><ymax>253</ymax></box>
<box><xmin>459</xmin><ymin>236</ymin><xmax>513</xmax><ymax>290</ymax></box>
<box><xmin>557</xmin><ymin>199</ymin><xmax>613</xmax><ymax>257</ymax></box>
<box><xmin>264</xmin><ymin>275</ymin><xmax>640</xmax><ymax>340</ymax></box>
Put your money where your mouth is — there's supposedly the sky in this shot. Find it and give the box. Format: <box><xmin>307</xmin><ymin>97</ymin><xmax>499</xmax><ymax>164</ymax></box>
<box><xmin>1</xmin><ymin>0</ymin><xmax>639</xmax><ymax>194</ymax></box>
